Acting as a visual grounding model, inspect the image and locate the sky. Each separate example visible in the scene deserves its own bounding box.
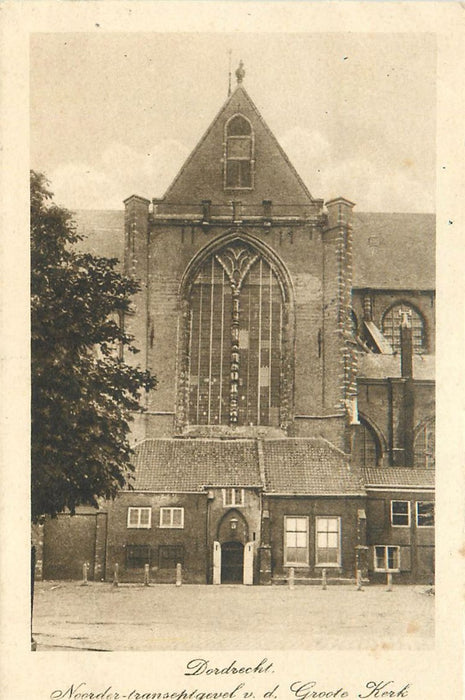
[30,32,436,212]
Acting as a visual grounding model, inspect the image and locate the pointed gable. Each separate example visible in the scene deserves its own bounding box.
[159,85,314,211]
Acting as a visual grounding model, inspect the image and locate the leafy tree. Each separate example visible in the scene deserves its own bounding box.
[31,171,156,521]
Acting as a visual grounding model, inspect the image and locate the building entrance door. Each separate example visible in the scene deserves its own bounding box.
[221,541,244,583]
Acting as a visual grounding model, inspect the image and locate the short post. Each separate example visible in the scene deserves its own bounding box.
[144,563,150,587]
[321,568,327,590]
[81,562,89,586]
[113,563,119,588]
[386,572,393,592]
[288,567,295,590]
[176,562,182,587]
[356,569,363,591]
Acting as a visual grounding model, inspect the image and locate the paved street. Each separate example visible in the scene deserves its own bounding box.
[32,581,434,651]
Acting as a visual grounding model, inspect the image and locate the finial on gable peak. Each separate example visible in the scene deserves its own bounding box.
[235,60,245,85]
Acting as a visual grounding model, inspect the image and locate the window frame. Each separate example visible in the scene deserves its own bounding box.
[381,302,426,354]
[416,501,435,528]
[224,114,255,191]
[159,507,184,529]
[222,488,245,507]
[127,506,152,529]
[374,545,400,572]
[315,516,342,567]
[283,515,309,567]
[390,500,411,528]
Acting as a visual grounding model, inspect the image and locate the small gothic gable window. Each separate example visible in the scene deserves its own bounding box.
[225,115,254,190]
[381,302,425,353]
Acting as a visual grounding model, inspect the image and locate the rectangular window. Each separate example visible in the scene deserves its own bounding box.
[391,500,410,527]
[158,545,185,569]
[223,488,244,507]
[159,507,184,528]
[316,517,341,566]
[127,507,151,529]
[284,516,308,566]
[226,160,252,188]
[374,545,400,571]
[416,502,435,527]
[126,545,150,569]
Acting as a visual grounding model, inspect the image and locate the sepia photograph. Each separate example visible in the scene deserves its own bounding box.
[28,30,437,652]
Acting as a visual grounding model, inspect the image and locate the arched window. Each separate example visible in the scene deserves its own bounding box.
[353,419,381,466]
[414,418,435,468]
[382,302,425,353]
[224,115,254,190]
[186,242,285,427]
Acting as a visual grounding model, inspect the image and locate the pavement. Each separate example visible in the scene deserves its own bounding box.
[32,581,434,651]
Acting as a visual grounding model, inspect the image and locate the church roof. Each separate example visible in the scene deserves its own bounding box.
[70,209,435,291]
[263,438,365,496]
[352,212,435,290]
[130,438,262,491]
[363,467,435,489]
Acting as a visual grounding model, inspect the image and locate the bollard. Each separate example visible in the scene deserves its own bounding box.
[81,562,89,586]
[288,567,295,590]
[144,563,150,587]
[321,568,327,590]
[176,562,182,587]
[356,569,363,591]
[386,572,393,592]
[113,563,119,587]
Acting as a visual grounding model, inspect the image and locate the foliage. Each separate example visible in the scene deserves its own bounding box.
[31,171,156,521]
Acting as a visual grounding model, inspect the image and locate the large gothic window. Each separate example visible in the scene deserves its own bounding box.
[224,115,254,190]
[187,243,284,426]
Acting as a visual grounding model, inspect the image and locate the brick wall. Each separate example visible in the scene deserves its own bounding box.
[105,492,208,583]
[267,495,365,581]
[366,489,434,584]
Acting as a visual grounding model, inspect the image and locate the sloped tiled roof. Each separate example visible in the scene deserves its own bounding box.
[263,438,365,496]
[352,212,435,290]
[363,467,435,488]
[72,209,125,264]
[130,438,261,491]
[357,353,435,380]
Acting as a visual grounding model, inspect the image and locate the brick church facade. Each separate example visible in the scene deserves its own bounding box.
[35,67,435,585]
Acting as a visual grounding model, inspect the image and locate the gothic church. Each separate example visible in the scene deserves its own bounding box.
[35,65,435,585]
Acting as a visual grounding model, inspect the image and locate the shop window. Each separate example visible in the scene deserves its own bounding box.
[391,500,410,527]
[126,545,150,569]
[374,545,400,572]
[127,507,151,529]
[381,302,425,353]
[225,115,253,189]
[160,507,184,529]
[158,546,184,569]
[284,516,308,566]
[416,502,434,528]
[223,488,244,507]
[315,517,341,566]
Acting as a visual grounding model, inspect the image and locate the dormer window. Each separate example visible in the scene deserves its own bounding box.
[224,115,254,190]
